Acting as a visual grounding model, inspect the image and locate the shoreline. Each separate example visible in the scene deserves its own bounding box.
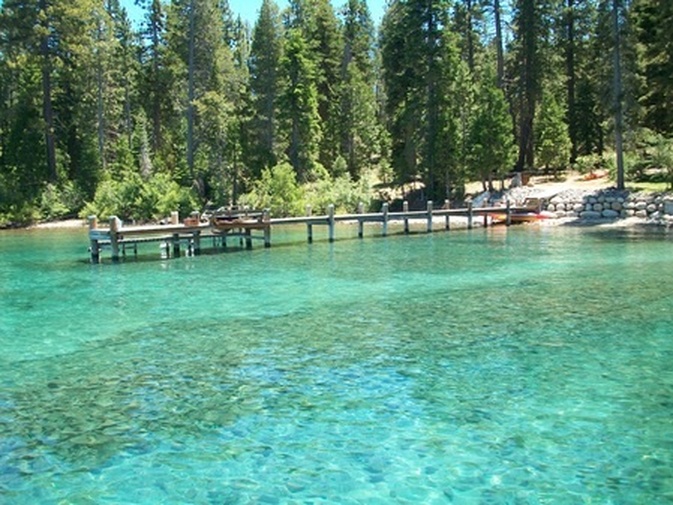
[28,218,88,230]
[8,178,673,232]
[19,214,672,233]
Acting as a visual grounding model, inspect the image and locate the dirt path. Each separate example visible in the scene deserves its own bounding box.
[466,170,613,197]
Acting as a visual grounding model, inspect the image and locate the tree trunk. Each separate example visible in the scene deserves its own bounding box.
[515,0,536,172]
[187,0,196,180]
[40,0,57,182]
[566,0,577,163]
[425,5,438,199]
[96,21,106,171]
[465,0,475,73]
[150,2,163,152]
[612,0,624,189]
[494,0,504,88]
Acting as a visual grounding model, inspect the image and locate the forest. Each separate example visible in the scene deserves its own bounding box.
[1,0,672,226]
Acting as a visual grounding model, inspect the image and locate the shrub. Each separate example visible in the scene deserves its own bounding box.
[304,173,373,214]
[38,182,84,221]
[239,163,305,217]
[572,154,609,175]
[80,173,198,222]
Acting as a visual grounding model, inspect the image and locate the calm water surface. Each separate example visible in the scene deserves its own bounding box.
[1,224,672,504]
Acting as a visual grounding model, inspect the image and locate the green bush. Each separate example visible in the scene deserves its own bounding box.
[0,203,40,227]
[38,182,84,221]
[80,173,198,222]
[239,163,305,217]
[239,163,375,218]
[304,173,373,214]
[572,154,609,175]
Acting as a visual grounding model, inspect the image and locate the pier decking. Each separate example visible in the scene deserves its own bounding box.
[87,200,521,263]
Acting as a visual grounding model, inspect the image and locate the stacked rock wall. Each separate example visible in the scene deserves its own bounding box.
[546,190,671,220]
[504,187,673,224]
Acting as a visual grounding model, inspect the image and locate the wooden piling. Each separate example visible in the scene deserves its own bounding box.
[172,233,180,257]
[192,230,201,255]
[328,204,336,243]
[306,206,313,243]
[110,216,121,262]
[382,203,389,237]
[467,202,474,230]
[245,229,253,249]
[263,210,271,248]
[88,215,99,263]
[444,200,450,230]
[426,200,433,233]
[357,202,365,238]
[403,201,409,234]
[506,200,512,226]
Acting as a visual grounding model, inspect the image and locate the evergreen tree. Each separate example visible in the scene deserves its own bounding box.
[286,0,342,173]
[469,76,516,190]
[381,0,420,186]
[278,28,322,182]
[536,90,572,175]
[453,0,486,74]
[633,0,673,134]
[247,0,283,175]
[167,0,237,200]
[138,0,172,157]
[510,0,542,171]
[337,0,381,179]
[0,0,49,204]
[382,0,463,201]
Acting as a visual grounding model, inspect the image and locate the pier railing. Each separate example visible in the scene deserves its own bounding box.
[87,200,517,263]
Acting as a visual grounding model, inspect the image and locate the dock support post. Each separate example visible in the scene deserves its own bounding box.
[427,200,433,233]
[468,202,474,230]
[506,200,512,226]
[444,200,450,230]
[170,211,179,225]
[357,202,365,238]
[192,230,201,255]
[403,201,409,234]
[263,209,271,248]
[245,228,253,249]
[306,206,313,243]
[88,215,99,263]
[328,204,335,243]
[382,203,389,236]
[172,233,180,257]
[110,216,121,262]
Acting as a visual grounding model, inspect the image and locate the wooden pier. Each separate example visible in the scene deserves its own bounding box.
[87,200,520,263]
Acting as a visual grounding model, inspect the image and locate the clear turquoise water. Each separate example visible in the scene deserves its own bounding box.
[1,224,673,504]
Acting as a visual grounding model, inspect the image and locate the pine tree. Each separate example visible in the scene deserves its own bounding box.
[167,0,237,200]
[381,0,462,201]
[248,0,283,175]
[536,90,572,175]
[633,0,673,134]
[337,0,381,179]
[286,0,342,173]
[469,75,516,190]
[138,0,171,156]
[510,0,541,171]
[0,0,49,202]
[278,28,322,182]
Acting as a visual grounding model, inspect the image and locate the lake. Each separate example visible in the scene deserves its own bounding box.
[1,224,672,503]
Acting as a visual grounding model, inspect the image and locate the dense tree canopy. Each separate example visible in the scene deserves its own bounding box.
[1,0,671,224]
